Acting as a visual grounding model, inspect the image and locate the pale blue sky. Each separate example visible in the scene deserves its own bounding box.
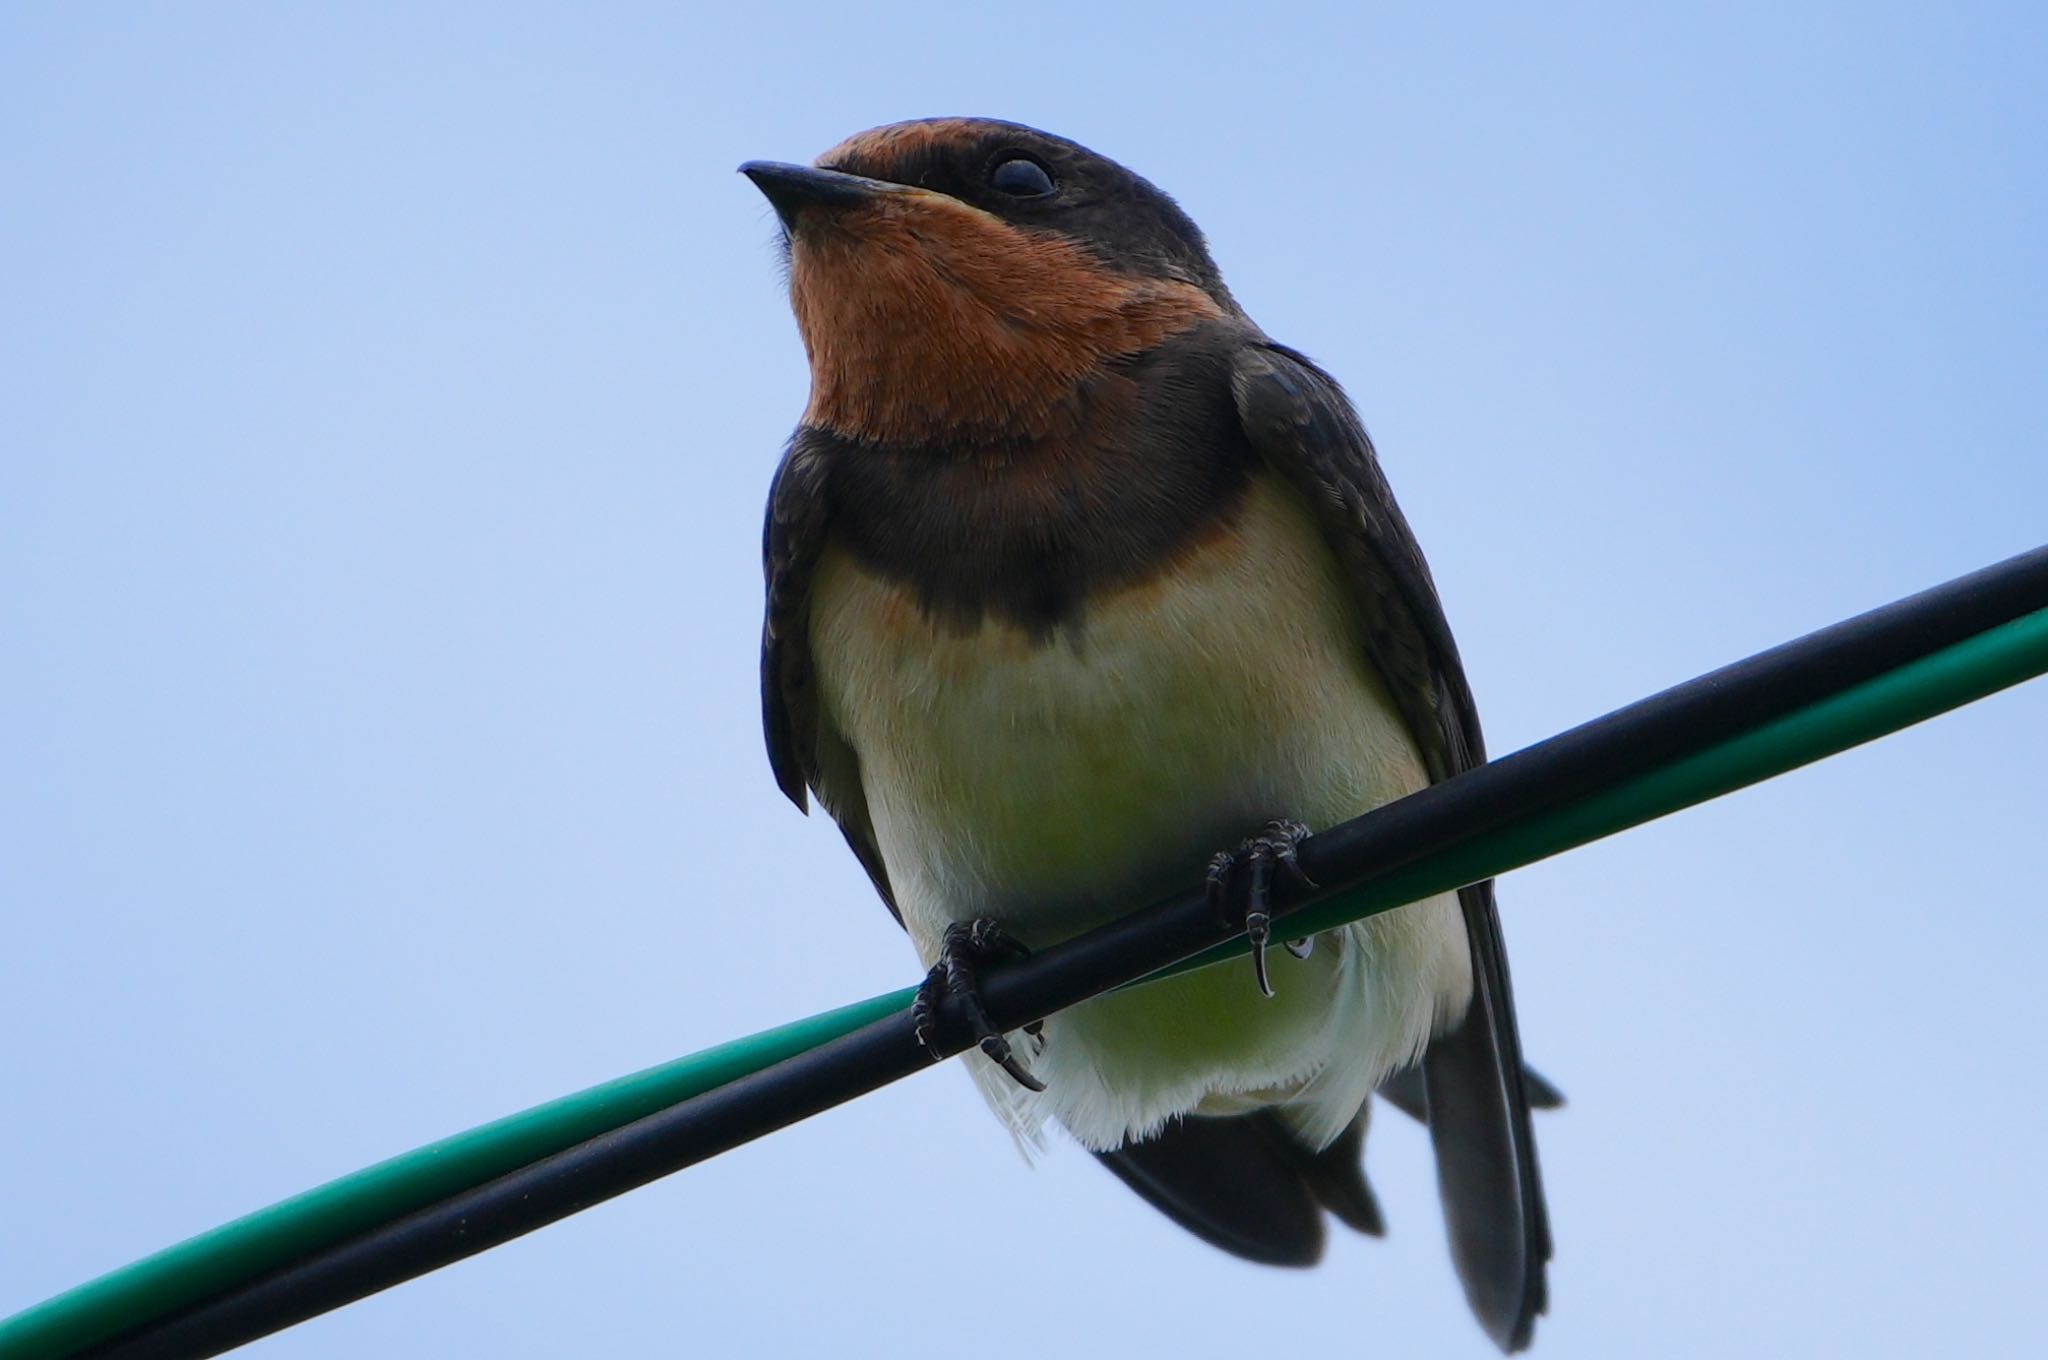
[4,5,2046,1357]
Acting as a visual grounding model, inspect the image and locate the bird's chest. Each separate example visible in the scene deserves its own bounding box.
[808,475,1432,950]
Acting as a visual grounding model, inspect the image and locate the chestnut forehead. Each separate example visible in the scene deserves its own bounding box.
[820,119,988,169]
[817,118,1068,184]
[806,118,1228,302]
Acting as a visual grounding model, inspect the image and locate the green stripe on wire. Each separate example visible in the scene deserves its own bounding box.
[1173,602,2048,973]
[2,604,2044,1360]
[0,990,911,1360]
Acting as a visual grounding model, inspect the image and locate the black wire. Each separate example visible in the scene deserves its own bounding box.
[82,543,2048,1359]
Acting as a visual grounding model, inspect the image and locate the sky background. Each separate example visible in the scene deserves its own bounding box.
[4,4,2046,1357]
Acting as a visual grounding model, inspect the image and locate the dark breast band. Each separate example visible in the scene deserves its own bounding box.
[803,331,1258,636]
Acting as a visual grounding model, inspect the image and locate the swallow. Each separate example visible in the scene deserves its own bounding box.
[743,118,1554,1351]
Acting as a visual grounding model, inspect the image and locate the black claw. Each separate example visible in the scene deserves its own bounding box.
[1245,847,1274,997]
[979,1033,1047,1092]
[1206,818,1317,998]
[914,918,1044,1092]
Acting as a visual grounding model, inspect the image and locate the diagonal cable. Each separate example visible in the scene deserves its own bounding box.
[3,545,2045,1360]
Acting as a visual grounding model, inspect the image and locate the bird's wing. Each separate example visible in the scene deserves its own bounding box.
[761,431,900,923]
[1230,341,1551,1352]
[1096,1106,1385,1268]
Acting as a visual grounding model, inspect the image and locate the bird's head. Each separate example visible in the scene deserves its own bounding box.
[742,118,1236,445]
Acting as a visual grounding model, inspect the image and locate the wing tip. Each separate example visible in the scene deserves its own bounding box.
[1095,1113,1354,1269]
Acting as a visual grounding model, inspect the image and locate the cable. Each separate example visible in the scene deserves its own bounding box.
[5,544,2046,1360]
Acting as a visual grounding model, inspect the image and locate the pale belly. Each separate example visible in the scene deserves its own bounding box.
[809,474,1473,1151]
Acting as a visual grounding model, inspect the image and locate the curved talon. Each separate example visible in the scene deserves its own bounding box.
[1236,917,1269,995]
[1245,847,1275,997]
[1283,937,1314,960]
[914,917,1044,1092]
[1206,818,1316,998]
[980,1034,1047,1092]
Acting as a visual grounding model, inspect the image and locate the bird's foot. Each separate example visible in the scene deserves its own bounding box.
[911,918,1046,1093]
[1205,819,1318,998]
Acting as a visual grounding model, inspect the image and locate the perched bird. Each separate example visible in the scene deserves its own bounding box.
[743,118,1554,1351]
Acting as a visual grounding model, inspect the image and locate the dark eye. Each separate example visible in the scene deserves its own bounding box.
[990,156,1055,198]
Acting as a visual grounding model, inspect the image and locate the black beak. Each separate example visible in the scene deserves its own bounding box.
[739,161,907,227]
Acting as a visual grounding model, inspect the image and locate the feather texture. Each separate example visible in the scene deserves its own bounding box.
[806,474,1472,1152]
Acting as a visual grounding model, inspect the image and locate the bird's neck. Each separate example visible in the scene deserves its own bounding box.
[789,227,1221,446]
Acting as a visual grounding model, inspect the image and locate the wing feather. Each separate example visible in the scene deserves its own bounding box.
[761,432,900,922]
[1231,343,1551,1351]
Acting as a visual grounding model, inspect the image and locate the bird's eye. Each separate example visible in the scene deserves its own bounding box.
[990,156,1055,198]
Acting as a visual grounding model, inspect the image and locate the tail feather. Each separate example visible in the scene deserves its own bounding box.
[1093,1108,1383,1268]
[1289,1105,1384,1237]
[1378,1060,1565,1125]
[1421,882,1551,1352]
[1095,880,1556,1358]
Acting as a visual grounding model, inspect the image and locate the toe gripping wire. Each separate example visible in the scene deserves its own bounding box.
[1205,819,1318,998]
[911,919,1047,1092]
